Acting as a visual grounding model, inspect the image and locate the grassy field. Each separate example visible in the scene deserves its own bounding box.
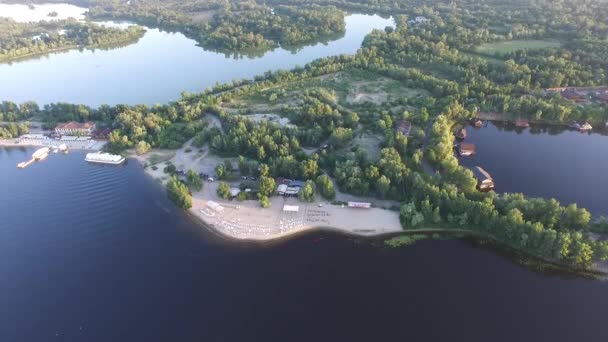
[474,40,562,55]
[224,69,429,112]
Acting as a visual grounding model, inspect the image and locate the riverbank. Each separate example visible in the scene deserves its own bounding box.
[0,32,146,64]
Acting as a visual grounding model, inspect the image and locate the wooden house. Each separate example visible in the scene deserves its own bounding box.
[458,143,476,156]
[472,166,494,191]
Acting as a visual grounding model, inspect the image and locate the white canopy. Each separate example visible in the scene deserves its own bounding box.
[283,205,299,212]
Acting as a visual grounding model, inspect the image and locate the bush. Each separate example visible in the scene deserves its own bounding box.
[163,164,176,174]
[166,176,192,209]
[217,182,231,199]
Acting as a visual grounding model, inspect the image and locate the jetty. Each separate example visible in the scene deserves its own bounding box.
[17,147,50,169]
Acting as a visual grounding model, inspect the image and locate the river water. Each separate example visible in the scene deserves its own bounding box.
[0,4,393,106]
[1,148,608,341]
[459,122,608,216]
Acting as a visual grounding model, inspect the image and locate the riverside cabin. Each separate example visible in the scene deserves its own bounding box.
[458,143,476,156]
[472,166,494,191]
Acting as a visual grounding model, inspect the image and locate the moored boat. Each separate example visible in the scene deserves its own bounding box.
[32,147,50,160]
[85,152,125,165]
[579,122,593,131]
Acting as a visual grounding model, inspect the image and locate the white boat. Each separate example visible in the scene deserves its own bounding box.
[85,152,125,165]
[579,122,593,131]
[32,147,50,160]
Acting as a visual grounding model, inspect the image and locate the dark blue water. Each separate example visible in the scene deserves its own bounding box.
[460,122,608,216]
[2,147,608,341]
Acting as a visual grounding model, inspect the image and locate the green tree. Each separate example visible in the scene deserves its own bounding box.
[259,194,271,208]
[166,176,191,209]
[259,175,276,197]
[300,159,318,180]
[298,180,315,202]
[186,169,202,191]
[217,181,231,199]
[316,174,335,200]
[135,140,151,155]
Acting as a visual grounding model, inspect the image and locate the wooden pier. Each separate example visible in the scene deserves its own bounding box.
[17,158,35,169]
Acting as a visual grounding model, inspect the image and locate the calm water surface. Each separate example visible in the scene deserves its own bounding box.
[459,122,608,216]
[1,148,608,341]
[0,4,393,106]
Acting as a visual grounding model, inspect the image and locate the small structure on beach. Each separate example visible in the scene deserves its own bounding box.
[207,201,224,213]
[277,184,288,195]
[515,118,530,128]
[458,143,476,156]
[455,128,467,140]
[348,202,371,209]
[230,188,241,198]
[472,166,494,191]
[282,205,300,212]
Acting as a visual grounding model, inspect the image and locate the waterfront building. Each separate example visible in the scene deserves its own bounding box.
[472,166,494,191]
[55,121,96,136]
[458,143,476,156]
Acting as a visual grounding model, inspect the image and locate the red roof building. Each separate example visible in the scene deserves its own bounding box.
[55,121,96,136]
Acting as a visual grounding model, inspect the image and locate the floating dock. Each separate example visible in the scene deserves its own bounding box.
[17,147,51,169]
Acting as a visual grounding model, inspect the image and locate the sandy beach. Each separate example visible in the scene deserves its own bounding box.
[131,142,404,241]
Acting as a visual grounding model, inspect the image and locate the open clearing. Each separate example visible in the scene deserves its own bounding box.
[474,40,562,55]
[227,69,429,109]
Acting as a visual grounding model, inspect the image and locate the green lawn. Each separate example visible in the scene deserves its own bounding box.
[474,40,562,55]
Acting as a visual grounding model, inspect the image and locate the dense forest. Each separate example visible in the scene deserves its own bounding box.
[0,17,145,61]
[81,0,346,53]
[3,0,608,269]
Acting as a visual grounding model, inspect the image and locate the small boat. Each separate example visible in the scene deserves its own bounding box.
[579,122,593,131]
[472,119,483,128]
[570,121,581,130]
[514,118,530,128]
